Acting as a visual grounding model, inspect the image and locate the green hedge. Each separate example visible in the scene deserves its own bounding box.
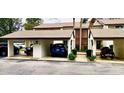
[71,48,77,55]
[68,53,76,60]
[87,56,96,61]
[86,49,93,57]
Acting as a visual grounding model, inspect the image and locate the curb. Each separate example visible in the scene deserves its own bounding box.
[3,57,124,64]
[5,58,89,64]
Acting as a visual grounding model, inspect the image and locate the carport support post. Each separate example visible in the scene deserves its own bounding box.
[8,40,14,57]
[25,40,30,47]
[92,40,96,56]
[67,39,71,55]
[72,39,75,49]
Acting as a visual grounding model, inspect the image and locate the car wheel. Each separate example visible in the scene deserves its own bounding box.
[1,51,7,56]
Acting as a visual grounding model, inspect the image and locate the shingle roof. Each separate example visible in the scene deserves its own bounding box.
[34,22,89,29]
[91,29,124,39]
[34,19,124,29]
[94,18,124,25]
[0,30,73,39]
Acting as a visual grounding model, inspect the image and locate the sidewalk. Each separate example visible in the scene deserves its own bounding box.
[5,52,124,64]
[76,52,124,64]
[76,52,88,62]
[96,56,124,64]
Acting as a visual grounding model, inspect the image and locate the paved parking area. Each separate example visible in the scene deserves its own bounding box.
[1,58,124,75]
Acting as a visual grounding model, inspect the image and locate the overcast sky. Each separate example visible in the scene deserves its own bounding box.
[43,18,80,23]
[22,18,81,24]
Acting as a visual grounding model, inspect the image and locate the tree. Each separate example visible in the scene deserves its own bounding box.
[0,18,22,36]
[83,18,88,23]
[24,18,43,30]
[88,18,105,29]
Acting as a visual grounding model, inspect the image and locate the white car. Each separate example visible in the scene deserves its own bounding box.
[14,43,26,49]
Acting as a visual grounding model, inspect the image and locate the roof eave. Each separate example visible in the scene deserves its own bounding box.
[94,37,124,39]
[0,37,71,40]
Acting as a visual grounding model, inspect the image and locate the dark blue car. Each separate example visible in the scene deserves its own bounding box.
[0,42,19,57]
[50,44,67,57]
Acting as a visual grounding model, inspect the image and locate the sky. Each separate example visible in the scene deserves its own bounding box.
[43,18,80,23]
[22,18,81,26]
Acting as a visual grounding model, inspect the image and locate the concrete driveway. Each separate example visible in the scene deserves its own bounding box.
[1,58,124,75]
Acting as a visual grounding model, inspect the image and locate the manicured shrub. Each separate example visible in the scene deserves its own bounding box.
[68,53,76,60]
[86,49,93,57]
[71,48,77,55]
[83,46,88,52]
[87,56,96,61]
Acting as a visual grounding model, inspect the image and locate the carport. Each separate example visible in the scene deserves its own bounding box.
[88,29,124,59]
[0,30,75,58]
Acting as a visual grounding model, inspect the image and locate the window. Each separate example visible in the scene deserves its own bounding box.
[91,40,93,46]
[115,25,123,29]
[96,40,102,49]
[89,31,91,38]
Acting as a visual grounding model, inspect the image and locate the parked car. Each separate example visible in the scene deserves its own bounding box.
[100,47,115,59]
[24,44,33,56]
[14,43,25,49]
[0,42,19,57]
[24,47,33,56]
[50,43,68,57]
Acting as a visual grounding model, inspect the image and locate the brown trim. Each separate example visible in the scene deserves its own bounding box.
[74,27,88,30]
[34,26,74,29]
[34,26,89,29]
[33,26,63,29]
[0,38,70,40]
[94,37,124,40]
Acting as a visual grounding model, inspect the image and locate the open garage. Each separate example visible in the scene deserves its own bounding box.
[0,30,75,59]
[88,29,124,59]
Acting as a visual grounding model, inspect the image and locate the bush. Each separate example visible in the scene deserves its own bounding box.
[82,49,87,52]
[71,48,77,55]
[68,53,76,60]
[86,49,93,57]
[87,56,96,61]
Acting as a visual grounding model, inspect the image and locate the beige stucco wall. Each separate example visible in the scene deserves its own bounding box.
[113,39,124,58]
[67,32,75,55]
[92,24,124,29]
[33,40,53,58]
[108,25,124,28]
[33,36,75,58]
[88,30,94,50]
[88,30,96,56]
[92,25,103,29]
[33,44,42,58]
[63,27,73,30]
[108,25,116,28]
[25,40,34,47]
[8,40,14,57]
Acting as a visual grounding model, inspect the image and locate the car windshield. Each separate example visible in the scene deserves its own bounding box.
[56,44,64,47]
[0,42,16,47]
[0,43,7,46]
